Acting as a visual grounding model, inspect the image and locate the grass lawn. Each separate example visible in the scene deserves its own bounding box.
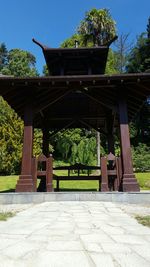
[0,176,18,192]
[0,212,15,221]
[0,172,150,192]
[135,215,150,227]
[135,172,150,190]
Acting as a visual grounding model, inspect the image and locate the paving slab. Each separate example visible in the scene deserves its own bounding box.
[0,201,150,267]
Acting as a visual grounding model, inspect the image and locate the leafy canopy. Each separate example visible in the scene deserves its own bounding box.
[0,43,8,71]
[1,49,38,77]
[127,17,150,73]
[0,43,40,174]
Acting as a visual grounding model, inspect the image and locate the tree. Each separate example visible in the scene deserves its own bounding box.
[126,33,148,73]
[60,8,116,49]
[130,99,150,147]
[77,8,116,46]
[61,34,83,48]
[52,129,97,166]
[105,49,119,74]
[132,143,150,171]
[147,17,150,38]
[0,97,23,174]
[127,18,150,169]
[43,65,49,76]
[114,33,131,73]
[127,17,150,73]
[1,49,38,77]
[0,43,8,71]
[0,44,40,174]
[60,9,118,75]
[126,18,150,141]
[53,128,84,160]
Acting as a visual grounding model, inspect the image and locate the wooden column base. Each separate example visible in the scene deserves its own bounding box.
[15,175,34,192]
[101,183,109,192]
[122,174,140,192]
[46,183,53,192]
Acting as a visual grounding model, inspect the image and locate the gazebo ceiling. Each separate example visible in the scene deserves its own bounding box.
[0,73,150,133]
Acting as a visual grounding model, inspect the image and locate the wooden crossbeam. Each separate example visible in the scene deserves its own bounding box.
[78,119,107,136]
[82,90,117,112]
[35,89,73,113]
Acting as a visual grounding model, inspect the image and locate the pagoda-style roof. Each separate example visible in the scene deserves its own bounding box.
[0,73,149,134]
[43,46,109,75]
[32,39,110,75]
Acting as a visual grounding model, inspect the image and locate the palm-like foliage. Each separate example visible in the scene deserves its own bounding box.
[78,8,116,46]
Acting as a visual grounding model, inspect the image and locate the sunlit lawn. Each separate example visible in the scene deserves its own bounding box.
[135,172,150,190]
[0,172,149,192]
[0,176,18,192]
[135,215,150,227]
[0,212,15,221]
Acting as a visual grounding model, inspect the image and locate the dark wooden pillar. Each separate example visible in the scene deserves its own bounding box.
[42,127,49,157]
[118,95,140,191]
[101,157,109,191]
[108,134,115,155]
[16,104,34,192]
[37,127,50,192]
[106,113,115,155]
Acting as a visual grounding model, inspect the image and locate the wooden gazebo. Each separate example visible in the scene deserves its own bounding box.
[0,39,149,192]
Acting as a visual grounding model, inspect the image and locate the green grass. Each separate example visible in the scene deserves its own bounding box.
[0,172,149,192]
[135,215,150,227]
[0,212,15,221]
[0,175,18,192]
[54,169,100,191]
[53,180,99,191]
[135,172,150,190]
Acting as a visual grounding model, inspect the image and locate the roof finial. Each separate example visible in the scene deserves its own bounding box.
[75,40,79,48]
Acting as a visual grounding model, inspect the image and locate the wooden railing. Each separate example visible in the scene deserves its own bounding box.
[101,153,122,192]
[31,153,122,192]
[32,154,53,192]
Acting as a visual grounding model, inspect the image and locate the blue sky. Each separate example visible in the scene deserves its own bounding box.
[1,0,150,74]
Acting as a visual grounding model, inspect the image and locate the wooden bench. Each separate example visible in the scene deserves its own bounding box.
[53,163,101,191]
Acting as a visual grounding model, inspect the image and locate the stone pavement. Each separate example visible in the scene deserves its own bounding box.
[0,201,150,267]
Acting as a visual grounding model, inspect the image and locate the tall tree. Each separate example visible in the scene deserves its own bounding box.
[0,96,23,174]
[0,43,8,71]
[127,18,150,169]
[105,49,119,74]
[61,34,83,48]
[1,49,38,77]
[127,17,150,73]
[77,8,116,46]
[0,45,40,174]
[114,33,131,73]
[147,17,150,38]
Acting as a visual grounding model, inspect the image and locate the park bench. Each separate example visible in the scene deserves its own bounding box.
[53,163,101,191]
[53,153,122,191]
